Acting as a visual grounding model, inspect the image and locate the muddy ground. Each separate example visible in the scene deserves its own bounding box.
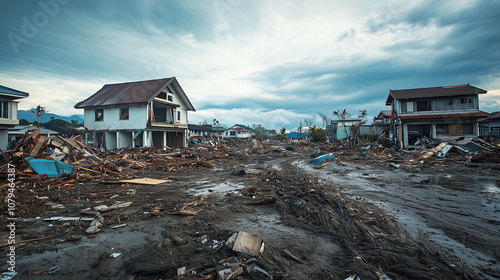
[1,143,499,279]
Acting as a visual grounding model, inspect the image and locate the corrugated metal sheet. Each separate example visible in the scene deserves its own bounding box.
[74,77,174,108]
[0,85,29,98]
[386,84,487,105]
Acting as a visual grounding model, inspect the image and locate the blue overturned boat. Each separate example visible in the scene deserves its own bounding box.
[28,158,74,177]
[310,153,335,164]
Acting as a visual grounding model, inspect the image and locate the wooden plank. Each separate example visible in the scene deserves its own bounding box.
[29,136,47,157]
[0,148,9,162]
[168,208,200,216]
[104,178,172,185]
[57,136,83,152]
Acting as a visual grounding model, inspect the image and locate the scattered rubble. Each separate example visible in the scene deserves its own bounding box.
[1,131,499,279]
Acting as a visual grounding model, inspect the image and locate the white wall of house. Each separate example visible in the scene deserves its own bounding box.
[84,105,148,130]
[105,132,117,150]
[0,130,8,151]
[118,131,133,149]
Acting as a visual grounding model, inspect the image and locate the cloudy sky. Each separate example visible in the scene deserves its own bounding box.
[1,0,499,130]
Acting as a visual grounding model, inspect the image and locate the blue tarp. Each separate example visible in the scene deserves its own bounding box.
[310,153,335,164]
[28,159,74,177]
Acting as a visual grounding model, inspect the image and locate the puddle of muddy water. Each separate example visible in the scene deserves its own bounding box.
[186,181,246,197]
[0,219,171,279]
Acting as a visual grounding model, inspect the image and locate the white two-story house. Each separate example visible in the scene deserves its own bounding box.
[75,77,195,150]
[0,85,29,151]
[386,84,488,148]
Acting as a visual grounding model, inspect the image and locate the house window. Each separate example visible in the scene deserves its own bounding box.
[120,107,129,120]
[416,100,431,111]
[436,124,448,134]
[157,92,167,100]
[95,109,103,121]
[460,98,472,104]
[0,101,9,119]
[177,111,181,121]
[230,131,236,136]
[168,94,174,102]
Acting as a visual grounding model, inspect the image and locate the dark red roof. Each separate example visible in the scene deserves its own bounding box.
[400,111,489,120]
[386,84,487,105]
[75,78,174,108]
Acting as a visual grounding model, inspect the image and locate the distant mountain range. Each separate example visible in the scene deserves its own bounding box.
[18,110,84,124]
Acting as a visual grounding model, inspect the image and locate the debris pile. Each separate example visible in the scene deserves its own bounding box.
[0,129,232,184]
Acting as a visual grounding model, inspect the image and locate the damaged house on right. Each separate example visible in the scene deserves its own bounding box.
[386,84,489,148]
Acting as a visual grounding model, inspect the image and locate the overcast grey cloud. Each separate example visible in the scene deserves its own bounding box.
[0,0,499,130]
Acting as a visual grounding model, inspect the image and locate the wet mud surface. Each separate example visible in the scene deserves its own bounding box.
[1,146,499,279]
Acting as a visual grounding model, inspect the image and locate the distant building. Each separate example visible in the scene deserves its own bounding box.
[480,111,500,136]
[374,110,392,126]
[188,124,215,137]
[0,85,29,151]
[285,132,307,139]
[224,124,252,139]
[386,84,488,148]
[8,125,59,147]
[331,118,364,139]
[75,77,195,149]
[265,129,277,137]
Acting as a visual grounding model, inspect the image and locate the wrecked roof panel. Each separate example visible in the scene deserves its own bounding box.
[386,84,487,105]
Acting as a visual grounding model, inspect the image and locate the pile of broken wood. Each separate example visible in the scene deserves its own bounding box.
[0,129,229,187]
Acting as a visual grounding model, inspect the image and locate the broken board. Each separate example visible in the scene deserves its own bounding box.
[104,178,172,185]
[232,231,264,257]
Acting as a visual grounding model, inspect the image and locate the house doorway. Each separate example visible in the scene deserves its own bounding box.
[407,124,431,145]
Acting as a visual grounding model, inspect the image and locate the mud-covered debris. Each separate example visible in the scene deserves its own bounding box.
[86,214,104,234]
[232,231,264,257]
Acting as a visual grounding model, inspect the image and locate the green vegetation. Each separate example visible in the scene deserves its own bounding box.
[252,124,266,140]
[309,125,326,142]
[278,127,286,141]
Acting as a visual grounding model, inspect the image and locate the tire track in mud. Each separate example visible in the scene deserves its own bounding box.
[291,158,500,279]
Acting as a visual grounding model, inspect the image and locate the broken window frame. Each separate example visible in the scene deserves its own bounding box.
[416,100,431,112]
[120,107,129,120]
[95,109,103,122]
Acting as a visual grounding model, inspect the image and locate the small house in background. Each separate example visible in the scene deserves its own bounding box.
[0,85,29,151]
[75,77,195,150]
[224,124,252,139]
[386,84,489,148]
[265,129,277,137]
[480,111,500,136]
[8,125,59,148]
[188,124,215,137]
[331,118,365,139]
[374,110,392,126]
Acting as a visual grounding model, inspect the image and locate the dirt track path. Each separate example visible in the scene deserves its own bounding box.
[295,159,500,279]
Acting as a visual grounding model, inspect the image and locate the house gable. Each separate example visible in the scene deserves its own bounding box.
[74,77,195,111]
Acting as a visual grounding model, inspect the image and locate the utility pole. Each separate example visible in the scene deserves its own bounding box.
[31,105,46,128]
[299,120,302,140]
[213,119,220,142]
